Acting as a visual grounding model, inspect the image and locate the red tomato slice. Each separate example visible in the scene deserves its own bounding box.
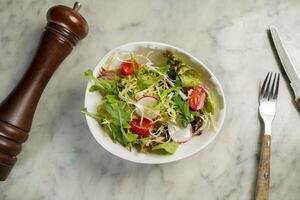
[188,86,206,111]
[120,60,139,76]
[130,117,154,137]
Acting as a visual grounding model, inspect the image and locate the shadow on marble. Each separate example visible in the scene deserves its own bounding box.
[56,86,144,179]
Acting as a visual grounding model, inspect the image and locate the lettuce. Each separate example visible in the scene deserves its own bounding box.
[81,107,102,122]
[173,93,200,127]
[180,73,201,87]
[204,93,214,114]
[83,69,118,95]
[152,142,179,154]
[135,66,162,90]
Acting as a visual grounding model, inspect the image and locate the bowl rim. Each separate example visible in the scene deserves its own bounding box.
[84,41,226,164]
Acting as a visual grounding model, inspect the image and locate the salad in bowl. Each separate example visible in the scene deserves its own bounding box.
[83,42,225,163]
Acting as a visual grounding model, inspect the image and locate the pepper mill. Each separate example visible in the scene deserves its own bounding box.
[0,2,88,181]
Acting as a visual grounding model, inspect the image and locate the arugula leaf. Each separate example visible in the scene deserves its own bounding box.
[85,93,133,146]
[83,69,118,95]
[152,142,179,154]
[173,93,199,127]
[105,95,131,126]
[81,108,102,122]
[107,98,132,145]
[106,123,118,143]
[123,130,139,151]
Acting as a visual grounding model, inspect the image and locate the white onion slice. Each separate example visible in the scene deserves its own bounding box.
[136,96,159,119]
[168,123,193,142]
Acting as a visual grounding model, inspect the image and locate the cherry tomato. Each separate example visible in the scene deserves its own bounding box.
[130,117,154,137]
[188,86,206,111]
[120,60,139,76]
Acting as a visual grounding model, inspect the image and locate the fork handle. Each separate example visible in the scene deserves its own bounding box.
[255,135,271,200]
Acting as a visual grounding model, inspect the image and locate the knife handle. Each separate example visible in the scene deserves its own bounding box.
[0,2,88,181]
[297,98,300,107]
[255,135,271,200]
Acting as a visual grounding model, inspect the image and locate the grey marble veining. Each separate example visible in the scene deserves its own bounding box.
[1,0,300,199]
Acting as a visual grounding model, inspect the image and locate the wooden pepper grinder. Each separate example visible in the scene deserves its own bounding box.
[0,2,88,181]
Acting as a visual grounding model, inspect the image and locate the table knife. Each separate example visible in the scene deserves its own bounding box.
[269,27,300,106]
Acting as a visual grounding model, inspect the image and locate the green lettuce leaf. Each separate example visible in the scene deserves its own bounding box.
[204,93,215,114]
[180,74,201,87]
[152,142,179,154]
[135,67,162,90]
[157,64,170,74]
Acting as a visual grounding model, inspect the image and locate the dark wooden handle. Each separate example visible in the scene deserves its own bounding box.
[0,2,88,181]
[297,98,300,107]
[255,135,271,200]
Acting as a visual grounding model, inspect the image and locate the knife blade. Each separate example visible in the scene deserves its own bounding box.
[269,27,300,105]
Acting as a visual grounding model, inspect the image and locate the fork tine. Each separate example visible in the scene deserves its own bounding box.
[262,72,273,99]
[269,73,277,100]
[273,73,280,100]
[260,72,271,99]
[264,72,273,99]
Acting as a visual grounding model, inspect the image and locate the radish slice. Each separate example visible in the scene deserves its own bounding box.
[136,96,159,119]
[168,123,193,142]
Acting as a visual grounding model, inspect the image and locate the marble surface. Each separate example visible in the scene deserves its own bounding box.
[1,0,300,199]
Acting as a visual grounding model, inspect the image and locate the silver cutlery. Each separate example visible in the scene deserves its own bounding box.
[256,72,280,200]
[269,27,300,106]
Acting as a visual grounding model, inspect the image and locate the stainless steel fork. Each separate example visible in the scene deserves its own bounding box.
[256,72,280,200]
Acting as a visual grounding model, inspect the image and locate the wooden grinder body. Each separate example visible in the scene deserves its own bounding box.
[0,3,88,181]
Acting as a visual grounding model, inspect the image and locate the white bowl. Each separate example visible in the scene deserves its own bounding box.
[84,42,226,164]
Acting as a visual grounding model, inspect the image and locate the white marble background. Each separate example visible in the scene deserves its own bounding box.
[1,0,300,199]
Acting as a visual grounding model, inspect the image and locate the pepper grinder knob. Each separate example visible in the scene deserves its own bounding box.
[46,2,88,45]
